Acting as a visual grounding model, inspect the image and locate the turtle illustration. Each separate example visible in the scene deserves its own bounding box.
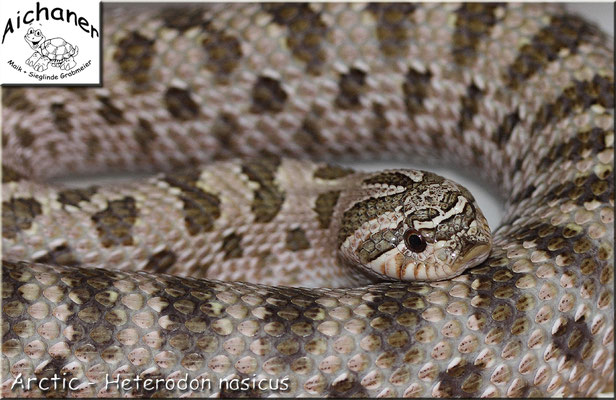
[24,27,79,72]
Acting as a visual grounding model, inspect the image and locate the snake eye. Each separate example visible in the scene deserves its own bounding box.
[404,230,427,253]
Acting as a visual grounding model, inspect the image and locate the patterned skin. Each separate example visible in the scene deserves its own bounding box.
[1,3,614,398]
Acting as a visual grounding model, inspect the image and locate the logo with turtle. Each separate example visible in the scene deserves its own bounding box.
[24,27,78,72]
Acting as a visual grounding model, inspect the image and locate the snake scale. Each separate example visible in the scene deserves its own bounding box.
[1,2,614,397]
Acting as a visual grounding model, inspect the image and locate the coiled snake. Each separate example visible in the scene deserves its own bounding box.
[1,3,613,397]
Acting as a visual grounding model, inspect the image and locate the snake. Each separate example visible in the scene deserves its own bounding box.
[1,2,613,398]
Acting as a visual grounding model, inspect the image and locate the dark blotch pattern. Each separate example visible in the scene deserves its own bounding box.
[164,87,200,120]
[263,3,328,74]
[58,186,98,209]
[211,112,241,149]
[293,104,326,151]
[458,83,484,133]
[539,128,609,170]
[113,31,155,88]
[163,170,221,235]
[286,227,311,251]
[506,14,602,89]
[366,3,417,58]
[34,245,80,267]
[403,67,433,115]
[159,7,207,32]
[202,30,243,81]
[50,103,72,133]
[241,157,285,223]
[2,197,43,239]
[86,135,100,160]
[97,96,124,125]
[531,74,614,137]
[314,191,340,229]
[371,102,390,144]
[2,88,35,112]
[222,232,243,259]
[251,76,288,113]
[91,197,138,247]
[2,165,24,183]
[335,68,367,109]
[437,360,485,395]
[494,109,520,146]
[133,118,157,155]
[15,127,35,148]
[544,169,613,207]
[144,249,178,273]
[452,3,504,66]
[313,165,354,180]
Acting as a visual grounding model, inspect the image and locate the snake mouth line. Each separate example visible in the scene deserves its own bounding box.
[451,242,491,274]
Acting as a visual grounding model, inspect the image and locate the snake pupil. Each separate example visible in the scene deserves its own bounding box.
[404,230,427,253]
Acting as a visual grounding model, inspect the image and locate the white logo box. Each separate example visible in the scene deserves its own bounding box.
[1,0,101,86]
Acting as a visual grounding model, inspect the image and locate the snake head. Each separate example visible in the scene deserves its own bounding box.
[337,170,492,281]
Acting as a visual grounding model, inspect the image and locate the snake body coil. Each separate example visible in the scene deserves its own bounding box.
[2,3,614,397]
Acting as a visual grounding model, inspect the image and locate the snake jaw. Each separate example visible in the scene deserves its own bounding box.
[450,240,492,275]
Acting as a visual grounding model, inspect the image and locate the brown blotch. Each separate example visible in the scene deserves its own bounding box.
[34,245,80,266]
[505,14,602,89]
[494,109,520,146]
[286,227,311,251]
[2,165,24,183]
[91,197,138,247]
[367,3,418,58]
[2,88,35,111]
[539,127,608,170]
[58,186,98,209]
[97,96,124,125]
[458,83,484,133]
[531,75,614,137]
[16,127,35,147]
[241,157,285,223]
[251,76,288,113]
[313,165,354,180]
[164,87,200,120]
[202,31,243,81]
[210,112,240,149]
[452,3,504,66]
[371,102,390,144]
[2,197,43,239]
[335,68,367,109]
[403,67,433,115]
[113,31,155,88]
[222,232,243,259]
[50,103,72,133]
[162,170,221,235]
[293,104,326,151]
[543,170,613,206]
[314,190,340,229]
[86,135,100,160]
[263,3,328,74]
[133,118,157,155]
[159,7,207,32]
[511,221,607,292]
[144,250,177,273]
